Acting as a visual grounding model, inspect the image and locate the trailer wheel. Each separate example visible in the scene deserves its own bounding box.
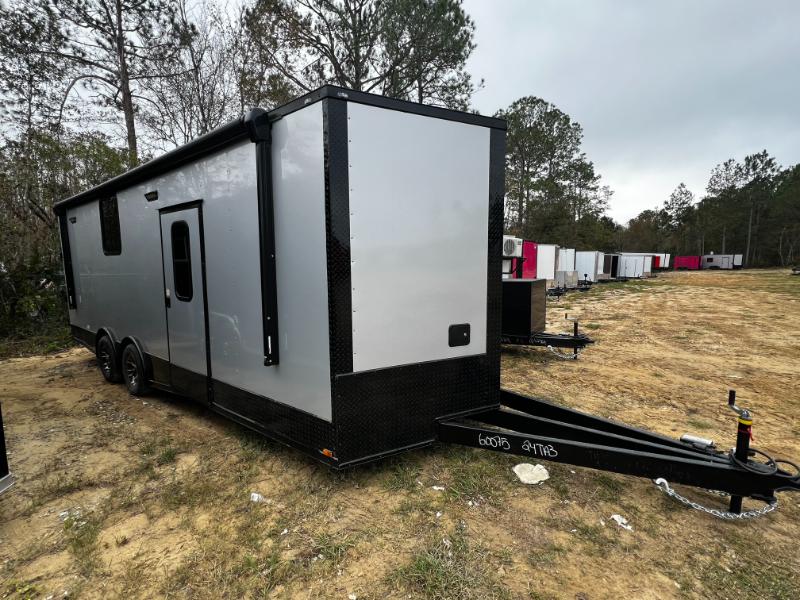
[96,335,122,383]
[121,344,150,396]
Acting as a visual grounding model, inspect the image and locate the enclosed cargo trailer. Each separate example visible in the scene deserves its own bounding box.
[575,251,605,283]
[521,241,538,279]
[536,244,559,282]
[733,254,743,269]
[603,253,620,279]
[702,254,734,270]
[674,255,701,270]
[54,86,506,467]
[619,254,646,278]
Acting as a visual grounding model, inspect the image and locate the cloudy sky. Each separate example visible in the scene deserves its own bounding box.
[463,0,800,223]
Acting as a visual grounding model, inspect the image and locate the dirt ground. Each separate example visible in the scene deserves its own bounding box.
[1,269,799,599]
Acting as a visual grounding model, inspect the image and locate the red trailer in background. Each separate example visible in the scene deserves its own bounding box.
[674,255,701,270]
[522,241,537,279]
[652,256,661,269]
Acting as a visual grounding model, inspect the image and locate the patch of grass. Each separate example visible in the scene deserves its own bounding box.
[382,457,422,492]
[527,542,565,566]
[439,448,513,505]
[160,470,217,510]
[686,417,714,431]
[389,522,510,600]
[593,473,625,503]
[63,512,102,575]
[3,580,42,600]
[26,470,90,513]
[312,531,355,563]
[582,322,602,330]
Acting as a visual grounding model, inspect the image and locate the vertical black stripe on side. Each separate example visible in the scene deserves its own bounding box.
[322,98,354,381]
[486,128,506,395]
[0,403,9,480]
[256,139,280,366]
[196,204,214,404]
[58,214,77,309]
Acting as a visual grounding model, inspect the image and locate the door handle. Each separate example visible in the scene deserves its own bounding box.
[165,288,171,308]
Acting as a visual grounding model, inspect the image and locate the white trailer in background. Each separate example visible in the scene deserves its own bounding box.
[576,251,606,283]
[733,254,743,269]
[619,254,646,278]
[558,248,576,271]
[556,247,578,288]
[621,252,655,277]
[536,244,559,282]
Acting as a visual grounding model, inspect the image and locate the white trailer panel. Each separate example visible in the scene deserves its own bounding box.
[558,248,576,271]
[348,103,489,372]
[536,244,558,280]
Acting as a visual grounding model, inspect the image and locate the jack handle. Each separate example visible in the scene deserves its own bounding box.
[728,390,751,421]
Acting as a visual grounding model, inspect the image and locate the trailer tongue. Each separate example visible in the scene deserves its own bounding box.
[438,389,800,517]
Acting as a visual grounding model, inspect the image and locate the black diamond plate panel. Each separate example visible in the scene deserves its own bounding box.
[333,355,496,464]
[486,128,506,397]
[212,379,335,457]
[323,98,354,379]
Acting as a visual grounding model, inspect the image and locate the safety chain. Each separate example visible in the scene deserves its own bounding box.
[653,478,778,520]
[545,345,578,360]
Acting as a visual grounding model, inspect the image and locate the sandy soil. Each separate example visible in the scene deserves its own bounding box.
[1,269,799,599]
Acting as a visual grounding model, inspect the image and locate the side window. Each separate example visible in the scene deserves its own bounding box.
[99,196,121,255]
[706,257,713,263]
[171,221,193,301]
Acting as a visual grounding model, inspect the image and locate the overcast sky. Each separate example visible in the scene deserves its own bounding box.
[463,0,800,223]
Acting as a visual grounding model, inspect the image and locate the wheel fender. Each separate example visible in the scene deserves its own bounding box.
[119,337,153,382]
[95,328,120,359]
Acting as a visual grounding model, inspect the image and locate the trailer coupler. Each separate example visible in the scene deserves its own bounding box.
[437,390,800,508]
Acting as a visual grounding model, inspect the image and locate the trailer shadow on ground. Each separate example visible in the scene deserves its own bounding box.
[1,269,799,599]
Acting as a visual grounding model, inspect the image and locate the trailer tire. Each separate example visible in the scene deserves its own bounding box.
[96,335,122,383]
[121,344,150,396]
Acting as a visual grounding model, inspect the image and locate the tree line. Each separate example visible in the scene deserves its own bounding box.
[0,0,796,344]
[622,153,800,267]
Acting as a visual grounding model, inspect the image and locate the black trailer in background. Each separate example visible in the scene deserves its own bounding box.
[0,403,12,495]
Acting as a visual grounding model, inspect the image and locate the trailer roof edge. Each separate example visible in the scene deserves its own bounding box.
[53,108,271,215]
[53,87,506,215]
[269,85,507,131]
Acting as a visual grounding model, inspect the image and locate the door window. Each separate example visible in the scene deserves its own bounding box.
[171,221,193,301]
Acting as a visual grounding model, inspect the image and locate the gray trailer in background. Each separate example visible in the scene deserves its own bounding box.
[702,254,734,269]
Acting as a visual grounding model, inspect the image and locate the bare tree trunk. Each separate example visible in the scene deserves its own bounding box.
[115,0,138,167]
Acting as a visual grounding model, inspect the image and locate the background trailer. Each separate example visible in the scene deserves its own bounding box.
[675,255,701,270]
[619,254,646,278]
[702,254,734,269]
[603,253,620,279]
[54,86,506,468]
[536,244,559,282]
[576,251,606,283]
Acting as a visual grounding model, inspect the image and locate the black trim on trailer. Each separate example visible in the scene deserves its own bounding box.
[71,325,95,349]
[256,138,280,366]
[211,379,337,464]
[323,98,353,380]
[0,403,12,495]
[269,85,507,131]
[58,215,77,309]
[149,354,171,387]
[486,128,505,396]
